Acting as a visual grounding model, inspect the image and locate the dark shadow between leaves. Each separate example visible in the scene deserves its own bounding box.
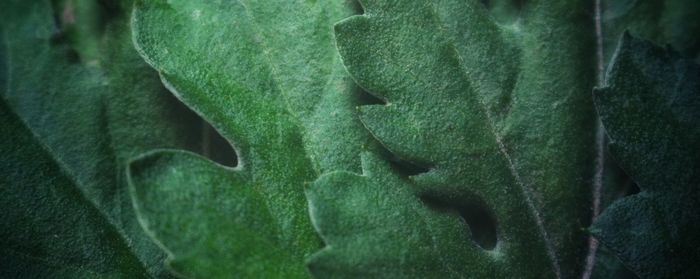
[164,93,238,168]
[422,193,498,251]
[370,141,431,177]
[354,87,432,176]
[49,1,238,168]
[384,152,431,177]
[347,0,364,15]
[354,86,386,106]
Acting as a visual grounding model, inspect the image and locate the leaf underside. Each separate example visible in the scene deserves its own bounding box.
[592,34,700,278]
[0,98,149,279]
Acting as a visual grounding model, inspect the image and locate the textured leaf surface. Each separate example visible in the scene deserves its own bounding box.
[130,0,368,277]
[590,1,700,277]
[309,0,598,277]
[0,99,148,278]
[592,35,700,278]
[0,0,210,277]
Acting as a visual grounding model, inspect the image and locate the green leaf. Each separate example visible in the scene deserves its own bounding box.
[592,34,700,278]
[0,98,148,278]
[590,1,700,276]
[129,150,308,278]
[308,0,598,277]
[0,0,209,277]
[129,0,368,277]
[588,155,639,279]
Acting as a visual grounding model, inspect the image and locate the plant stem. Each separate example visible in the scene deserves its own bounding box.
[582,0,605,277]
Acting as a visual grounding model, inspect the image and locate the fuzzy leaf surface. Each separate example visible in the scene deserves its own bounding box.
[310,0,598,278]
[129,0,369,277]
[592,35,700,278]
[0,0,209,277]
[0,98,150,278]
[589,1,700,277]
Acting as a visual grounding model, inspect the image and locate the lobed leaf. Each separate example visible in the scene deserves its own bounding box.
[309,0,599,277]
[129,0,371,277]
[592,34,700,278]
[0,0,212,277]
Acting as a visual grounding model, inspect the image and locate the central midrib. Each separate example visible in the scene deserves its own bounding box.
[236,0,326,177]
[426,2,563,277]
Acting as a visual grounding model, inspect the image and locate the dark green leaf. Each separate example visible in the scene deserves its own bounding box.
[1,0,208,277]
[0,98,148,278]
[592,34,700,278]
[590,1,700,276]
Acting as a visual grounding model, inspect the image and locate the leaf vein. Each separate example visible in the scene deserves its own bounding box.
[425,3,562,277]
[0,99,153,278]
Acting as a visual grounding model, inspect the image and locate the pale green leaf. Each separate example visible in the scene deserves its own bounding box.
[129,0,368,277]
[308,0,598,277]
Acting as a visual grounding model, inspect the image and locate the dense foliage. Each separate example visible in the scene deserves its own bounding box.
[1,0,698,278]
